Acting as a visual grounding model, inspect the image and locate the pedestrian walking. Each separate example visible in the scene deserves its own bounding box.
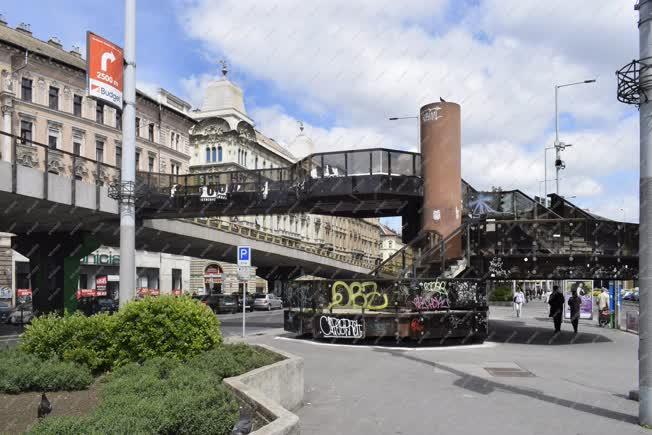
[568,288,582,334]
[513,288,526,318]
[548,285,565,333]
[597,288,610,327]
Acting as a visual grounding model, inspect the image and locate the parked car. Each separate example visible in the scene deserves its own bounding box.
[200,294,238,314]
[253,293,283,311]
[7,303,34,324]
[231,292,254,312]
[0,301,12,323]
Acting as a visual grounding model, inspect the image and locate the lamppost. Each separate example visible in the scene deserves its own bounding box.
[389,115,420,153]
[552,79,596,195]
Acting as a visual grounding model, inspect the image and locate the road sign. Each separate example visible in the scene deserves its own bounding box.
[237,246,251,267]
[237,266,252,281]
[87,32,123,107]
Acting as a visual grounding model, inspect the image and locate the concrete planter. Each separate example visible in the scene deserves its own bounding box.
[224,345,304,435]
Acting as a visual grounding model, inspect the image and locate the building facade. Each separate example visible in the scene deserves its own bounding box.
[0,18,385,303]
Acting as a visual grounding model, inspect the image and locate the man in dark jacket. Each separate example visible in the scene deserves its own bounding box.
[548,285,565,333]
[568,289,582,334]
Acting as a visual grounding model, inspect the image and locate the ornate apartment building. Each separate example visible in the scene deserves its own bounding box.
[0,18,385,300]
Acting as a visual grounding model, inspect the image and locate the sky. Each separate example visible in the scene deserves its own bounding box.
[2,1,641,230]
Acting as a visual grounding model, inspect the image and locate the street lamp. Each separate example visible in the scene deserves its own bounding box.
[552,79,596,195]
[389,116,420,153]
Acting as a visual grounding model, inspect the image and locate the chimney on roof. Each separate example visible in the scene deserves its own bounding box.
[0,15,7,26]
[47,36,62,49]
[16,23,31,35]
[70,45,81,58]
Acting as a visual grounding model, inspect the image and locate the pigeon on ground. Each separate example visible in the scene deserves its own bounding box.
[37,393,52,419]
[231,406,253,435]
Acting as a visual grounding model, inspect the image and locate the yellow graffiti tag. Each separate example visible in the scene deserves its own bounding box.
[328,281,388,310]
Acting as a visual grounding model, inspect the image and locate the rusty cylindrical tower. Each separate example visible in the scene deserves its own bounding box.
[419,102,462,256]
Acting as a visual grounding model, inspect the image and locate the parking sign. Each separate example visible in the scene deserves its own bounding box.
[237,246,251,266]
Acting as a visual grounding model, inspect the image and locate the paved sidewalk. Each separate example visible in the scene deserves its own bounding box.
[247,303,644,435]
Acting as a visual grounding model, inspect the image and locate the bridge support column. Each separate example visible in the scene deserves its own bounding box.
[15,233,100,314]
[420,101,462,258]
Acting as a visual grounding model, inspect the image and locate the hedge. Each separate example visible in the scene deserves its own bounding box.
[0,349,93,394]
[30,345,282,435]
[21,296,222,371]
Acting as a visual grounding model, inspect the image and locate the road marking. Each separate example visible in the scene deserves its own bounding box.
[273,336,497,351]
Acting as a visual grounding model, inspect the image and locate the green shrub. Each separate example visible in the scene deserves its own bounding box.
[21,311,117,372]
[31,355,239,435]
[0,349,93,393]
[112,296,222,366]
[21,296,222,371]
[490,285,513,302]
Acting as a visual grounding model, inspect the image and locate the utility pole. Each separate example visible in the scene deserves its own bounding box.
[119,0,136,307]
[638,0,652,423]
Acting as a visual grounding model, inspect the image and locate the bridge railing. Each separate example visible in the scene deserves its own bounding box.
[189,217,381,270]
[297,148,421,179]
[0,130,120,203]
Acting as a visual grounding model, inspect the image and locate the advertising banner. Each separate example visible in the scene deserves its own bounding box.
[96,276,108,292]
[16,289,32,297]
[564,280,593,319]
[76,289,107,300]
[87,32,123,108]
[137,288,160,297]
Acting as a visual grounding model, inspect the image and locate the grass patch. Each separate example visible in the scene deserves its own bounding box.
[0,348,93,394]
[30,344,283,434]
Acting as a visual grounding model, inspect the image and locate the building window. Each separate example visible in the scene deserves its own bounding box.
[48,86,59,110]
[95,140,104,162]
[148,123,154,142]
[148,156,155,172]
[170,162,180,175]
[170,132,175,149]
[20,120,32,144]
[115,109,122,130]
[255,156,258,169]
[73,94,82,117]
[176,134,180,151]
[135,151,140,170]
[211,147,216,162]
[73,140,82,156]
[96,102,104,124]
[218,146,223,162]
[79,274,88,289]
[136,117,141,137]
[21,78,32,102]
[115,145,122,168]
[47,128,58,149]
[206,147,210,162]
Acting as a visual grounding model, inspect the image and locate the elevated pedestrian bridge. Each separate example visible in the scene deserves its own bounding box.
[129,148,423,219]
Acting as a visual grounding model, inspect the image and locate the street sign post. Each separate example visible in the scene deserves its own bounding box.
[237,246,251,337]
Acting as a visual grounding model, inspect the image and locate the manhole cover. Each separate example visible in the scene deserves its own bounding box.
[484,367,535,377]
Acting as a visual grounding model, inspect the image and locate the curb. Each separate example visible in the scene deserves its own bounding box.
[223,344,303,435]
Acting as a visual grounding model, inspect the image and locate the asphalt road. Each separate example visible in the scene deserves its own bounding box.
[216,309,284,337]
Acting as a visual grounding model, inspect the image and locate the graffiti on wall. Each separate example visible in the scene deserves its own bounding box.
[319,316,365,338]
[328,281,388,310]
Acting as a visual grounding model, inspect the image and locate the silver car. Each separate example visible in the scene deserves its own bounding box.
[253,293,283,311]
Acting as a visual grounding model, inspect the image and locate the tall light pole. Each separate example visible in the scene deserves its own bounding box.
[553,79,596,195]
[119,0,136,307]
[389,115,420,153]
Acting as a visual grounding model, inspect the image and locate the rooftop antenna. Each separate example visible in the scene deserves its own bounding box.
[298,121,304,133]
[219,59,228,77]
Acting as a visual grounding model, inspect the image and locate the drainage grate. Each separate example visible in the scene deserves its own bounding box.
[484,367,535,377]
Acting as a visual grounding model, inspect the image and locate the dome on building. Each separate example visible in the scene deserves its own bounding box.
[200,62,247,116]
[290,122,315,158]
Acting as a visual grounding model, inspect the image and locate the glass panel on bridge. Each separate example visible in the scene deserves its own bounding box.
[390,152,414,176]
[323,153,346,177]
[310,156,323,178]
[347,151,371,176]
[372,150,389,175]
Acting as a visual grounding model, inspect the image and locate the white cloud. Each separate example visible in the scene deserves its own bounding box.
[178,0,641,221]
